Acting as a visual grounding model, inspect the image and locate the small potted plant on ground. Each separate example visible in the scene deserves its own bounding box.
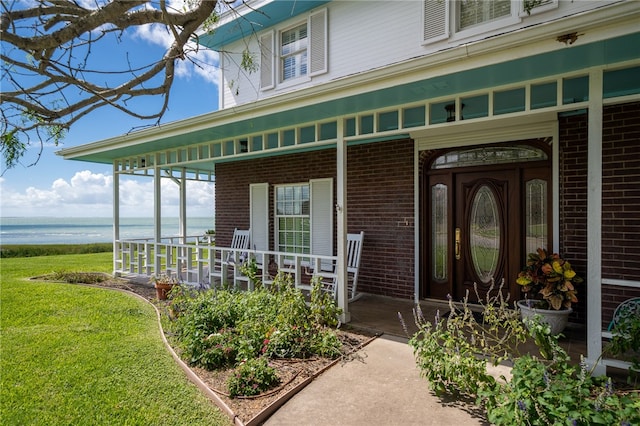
[516,248,583,334]
[151,273,180,300]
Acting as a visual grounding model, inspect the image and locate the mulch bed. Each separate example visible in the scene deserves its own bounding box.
[40,273,377,425]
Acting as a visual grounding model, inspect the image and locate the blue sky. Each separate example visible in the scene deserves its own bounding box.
[0,3,220,218]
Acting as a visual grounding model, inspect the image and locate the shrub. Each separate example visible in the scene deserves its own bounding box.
[604,304,640,373]
[167,273,343,395]
[483,353,640,425]
[406,281,640,426]
[227,358,280,398]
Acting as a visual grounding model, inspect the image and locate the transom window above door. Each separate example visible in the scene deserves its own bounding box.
[431,145,548,169]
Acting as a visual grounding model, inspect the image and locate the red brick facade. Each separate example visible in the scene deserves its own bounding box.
[601,101,640,327]
[559,101,640,327]
[214,102,640,311]
[215,139,416,299]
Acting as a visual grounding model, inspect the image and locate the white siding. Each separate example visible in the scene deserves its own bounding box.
[218,0,620,109]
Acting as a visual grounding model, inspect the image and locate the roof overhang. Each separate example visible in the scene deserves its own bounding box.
[199,0,331,50]
[57,3,640,168]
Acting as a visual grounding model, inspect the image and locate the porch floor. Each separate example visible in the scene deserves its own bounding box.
[347,293,588,363]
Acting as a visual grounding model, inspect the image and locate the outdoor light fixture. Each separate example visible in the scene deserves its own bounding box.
[445,103,465,122]
[556,32,581,45]
[239,139,248,153]
[140,157,146,167]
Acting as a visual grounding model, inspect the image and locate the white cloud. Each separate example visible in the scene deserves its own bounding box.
[133,3,220,86]
[0,171,214,218]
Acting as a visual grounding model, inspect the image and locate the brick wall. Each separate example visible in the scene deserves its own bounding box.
[601,101,640,327]
[215,138,415,299]
[559,101,640,327]
[558,111,589,322]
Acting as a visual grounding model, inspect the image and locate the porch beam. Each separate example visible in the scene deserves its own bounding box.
[336,119,350,323]
[586,69,605,376]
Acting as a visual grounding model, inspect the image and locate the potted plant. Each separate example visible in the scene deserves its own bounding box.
[515,248,583,334]
[151,273,179,300]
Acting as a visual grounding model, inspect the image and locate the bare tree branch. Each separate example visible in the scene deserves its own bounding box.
[0,0,219,173]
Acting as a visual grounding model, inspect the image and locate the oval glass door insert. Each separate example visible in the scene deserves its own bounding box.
[469,185,500,284]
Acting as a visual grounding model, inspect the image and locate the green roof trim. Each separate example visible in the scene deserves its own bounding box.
[200,0,331,50]
[62,31,640,165]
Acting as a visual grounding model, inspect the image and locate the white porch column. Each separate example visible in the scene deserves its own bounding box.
[179,168,187,244]
[586,69,605,376]
[154,164,162,273]
[112,162,120,276]
[336,119,350,323]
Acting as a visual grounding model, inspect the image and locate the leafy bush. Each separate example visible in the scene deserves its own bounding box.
[483,353,640,425]
[605,304,640,373]
[227,358,280,398]
[167,273,343,396]
[406,281,640,426]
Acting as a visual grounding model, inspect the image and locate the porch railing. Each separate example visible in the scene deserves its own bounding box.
[114,238,338,293]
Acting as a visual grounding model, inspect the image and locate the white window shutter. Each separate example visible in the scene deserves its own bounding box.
[260,31,275,90]
[308,9,327,76]
[310,178,333,266]
[423,0,449,44]
[250,183,269,264]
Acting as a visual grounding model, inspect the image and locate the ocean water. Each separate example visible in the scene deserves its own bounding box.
[0,217,215,245]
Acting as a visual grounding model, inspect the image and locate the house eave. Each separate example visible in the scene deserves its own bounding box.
[197,0,331,50]
[57,3,640,164]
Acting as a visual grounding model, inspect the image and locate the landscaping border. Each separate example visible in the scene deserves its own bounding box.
[79,283,378,426]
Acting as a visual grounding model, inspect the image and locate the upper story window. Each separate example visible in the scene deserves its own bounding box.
[423,0,558,44]
[458,0,511,30]
[260,9,327,90]
[281,24,308,81]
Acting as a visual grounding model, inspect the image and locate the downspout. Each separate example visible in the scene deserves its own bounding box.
[336,119,350,323]
[113,162,120,276]
[586,69,605,376]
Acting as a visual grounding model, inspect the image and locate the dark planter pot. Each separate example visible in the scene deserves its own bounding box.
[517,300,572,335]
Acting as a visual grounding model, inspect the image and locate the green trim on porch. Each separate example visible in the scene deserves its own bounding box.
[61,32,640,166]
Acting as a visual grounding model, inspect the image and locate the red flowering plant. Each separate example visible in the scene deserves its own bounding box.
[516,248,584,310]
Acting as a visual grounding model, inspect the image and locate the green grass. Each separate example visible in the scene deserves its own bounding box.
[0,252,230,425]
[0,243,113,258]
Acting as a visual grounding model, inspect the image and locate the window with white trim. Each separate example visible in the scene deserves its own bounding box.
[423,0,558,44]
[250,179,333,261]
[260,9,327,90]
[275,184,311,255]
[458,0,511,30]
[281,24,308,81]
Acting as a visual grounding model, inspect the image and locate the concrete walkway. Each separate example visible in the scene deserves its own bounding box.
[264,335,489,426]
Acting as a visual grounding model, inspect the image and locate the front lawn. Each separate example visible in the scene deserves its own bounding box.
[0,253,229,425]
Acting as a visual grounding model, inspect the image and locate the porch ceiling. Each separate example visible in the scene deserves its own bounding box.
[58,31,640,168]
